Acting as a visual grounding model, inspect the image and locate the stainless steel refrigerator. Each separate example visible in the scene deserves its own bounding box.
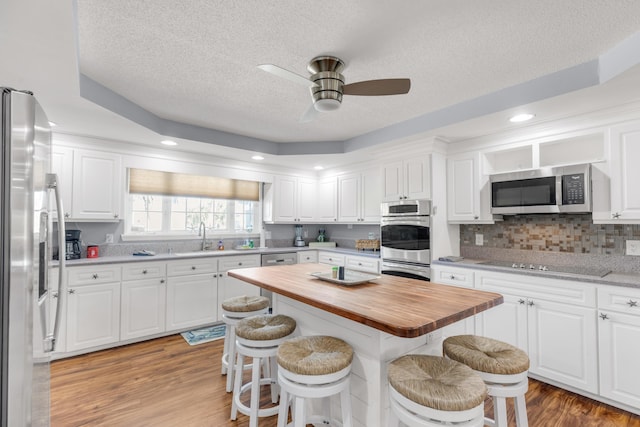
[1,88,66,426]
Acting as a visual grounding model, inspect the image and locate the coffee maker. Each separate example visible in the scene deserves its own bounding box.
[65,229,82,260]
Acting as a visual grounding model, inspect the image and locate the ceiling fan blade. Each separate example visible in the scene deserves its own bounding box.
[257,64,319,87]
[299,103,319,123]
[343,78,411,96]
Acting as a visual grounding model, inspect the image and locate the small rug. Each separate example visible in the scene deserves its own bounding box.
[181,324,226,346]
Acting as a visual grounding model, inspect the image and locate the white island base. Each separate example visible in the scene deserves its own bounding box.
[273,294,443,427]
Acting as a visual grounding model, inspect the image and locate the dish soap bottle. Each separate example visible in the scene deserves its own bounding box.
[217,240,224,250]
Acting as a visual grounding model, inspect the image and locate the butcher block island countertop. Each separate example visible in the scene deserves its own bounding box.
[228,263,503,338]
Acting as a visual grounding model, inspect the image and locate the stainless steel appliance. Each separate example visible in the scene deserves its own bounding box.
[294,224,305,247]
[490,163,592,215]
[1,88,67,426]
[260,252,297,307]
[380,199,431,281]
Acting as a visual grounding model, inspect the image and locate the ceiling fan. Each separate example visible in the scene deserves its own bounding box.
[258,55,411,122]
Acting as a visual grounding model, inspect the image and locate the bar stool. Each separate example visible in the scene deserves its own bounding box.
[276,335,354,427]
[388,354,486,427]
[231,314,297,427]
[221,295,270,392]
[443,335,530,427]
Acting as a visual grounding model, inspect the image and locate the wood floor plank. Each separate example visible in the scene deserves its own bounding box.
[51,334,640,427]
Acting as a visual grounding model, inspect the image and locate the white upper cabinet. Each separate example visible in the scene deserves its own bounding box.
[338,169,382,223]
[53,146,123,221]
[608,122,640,222]
[382,156,431,202]
[268,175,318,223]
[447,152,493,223]
[316,177,338,222]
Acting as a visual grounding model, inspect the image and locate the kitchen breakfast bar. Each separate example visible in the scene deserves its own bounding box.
[229,263,503,427]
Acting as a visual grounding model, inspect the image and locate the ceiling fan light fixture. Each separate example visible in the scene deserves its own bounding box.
[314,98,341,112]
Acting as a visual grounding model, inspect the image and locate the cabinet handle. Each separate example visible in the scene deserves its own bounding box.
[142,269,148,274]
[450,275,456,280]
[612,212,621,219]
[53,291,59,298]
[527,300,534,306]
[64,212,70,218]
[191,266,196,270]
[358,262,362,266]
[474,215,479,220]
[599,313,609,320]
[518,299,526,305]
[92,274,98,279]
[628,300,638,307]
[238,262,242,266]
[68,289,75,294]
[160,279,165,284]
[114,214,119,219]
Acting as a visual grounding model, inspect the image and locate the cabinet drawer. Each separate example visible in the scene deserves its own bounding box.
[166,259,218,276]
[432,268,473,287]
[297,251,318,264]
[122,262,166,280]
[318,252,345,266]
[598,285,640,314]
[68,265,122,285]
[345,256,379,274]
[218,255,260,272]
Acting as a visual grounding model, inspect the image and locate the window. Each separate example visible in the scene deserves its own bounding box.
[127,169,259,237]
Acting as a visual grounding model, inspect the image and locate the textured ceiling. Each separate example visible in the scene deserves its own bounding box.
[75,0,640,145]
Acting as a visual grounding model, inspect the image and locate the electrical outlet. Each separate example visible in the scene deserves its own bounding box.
[303,229,308,238]
[475,234,484,246]
[265,231,272,239]
[347,224,353,229]
[105,233,114,244]
[627,240,640,256]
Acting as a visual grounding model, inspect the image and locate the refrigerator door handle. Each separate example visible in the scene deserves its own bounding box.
[45,173,66,353]
[38,210,50,350]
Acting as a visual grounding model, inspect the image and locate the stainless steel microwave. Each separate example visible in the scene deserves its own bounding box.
[490,164,591,214]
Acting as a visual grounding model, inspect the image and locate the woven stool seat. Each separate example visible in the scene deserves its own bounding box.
[236,314,297,341]
[277,335,353,376]
[443,335,530,375]
[222,295,270,313]
[388,355,487,413]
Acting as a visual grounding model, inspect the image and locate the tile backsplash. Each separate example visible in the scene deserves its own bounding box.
[461,214,640,255]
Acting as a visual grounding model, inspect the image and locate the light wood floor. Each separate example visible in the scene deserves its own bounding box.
[51,334,640,427]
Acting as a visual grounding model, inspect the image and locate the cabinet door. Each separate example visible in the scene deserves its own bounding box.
[361,168,382,222]
[297,251,318,264]
[447,155,479,222]
[528,299,598,393]
[404,157,431,200]
[609,123,640,221]
[317,177,337,222]
[66,282,120,352]
[381,161,404,201]
[598,310,640,408]
[338,173,360,222]
[50,145,73,220]
[72,150,122,220]
[345,255,379,274]
[273,175,297,222]
[121,278,167,340]
[297,177,317,222]
[474,293,528,353]
[166,273,217,331]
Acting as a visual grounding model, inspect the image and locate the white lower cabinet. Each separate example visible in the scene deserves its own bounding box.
[166,259,218,332]
[598,285,640,409]
[297,250,318,264]
[121,261,167,340]
[217,255,261,321]
[318,251,380,274]
[66,265,122,353]
[474,270,598,394]
[430,266,476,338]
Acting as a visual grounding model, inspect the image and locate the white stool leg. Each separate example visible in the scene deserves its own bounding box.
[230,351,244,420]
[225,325,237,392]
[269,356,279,404]
[293,395,306,427]
[222,324,231,375]
[514,394,529,427]
[340,385,353,427]
[249,356,261,427]
[277,386,290,427]
[493,395,508,427]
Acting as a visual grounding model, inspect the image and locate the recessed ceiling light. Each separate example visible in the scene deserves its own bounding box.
[48,121,57,127]
[509,113,535,123]
[251,155,264,160]
[161,139,177,146]
[314,165,324,170]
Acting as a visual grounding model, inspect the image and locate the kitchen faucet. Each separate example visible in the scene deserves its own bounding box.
[198,221,207,251]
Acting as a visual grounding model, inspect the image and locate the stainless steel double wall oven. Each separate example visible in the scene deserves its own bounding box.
[380,199,431,281]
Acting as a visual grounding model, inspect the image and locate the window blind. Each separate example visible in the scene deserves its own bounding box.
[128,168,259,201]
